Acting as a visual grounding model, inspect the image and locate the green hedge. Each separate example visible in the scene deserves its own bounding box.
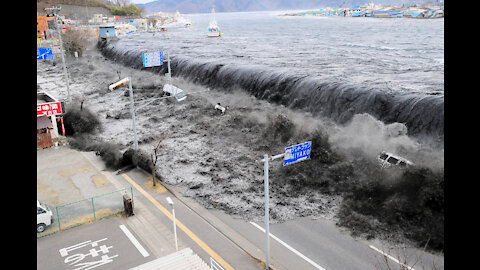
[108,4,140,16]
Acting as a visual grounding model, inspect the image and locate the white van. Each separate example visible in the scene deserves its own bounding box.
[163,84,187,102]
[37,200,53,233]
[378,151,414,168]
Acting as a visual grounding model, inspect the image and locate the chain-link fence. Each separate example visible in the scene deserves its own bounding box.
[37,187,133,238]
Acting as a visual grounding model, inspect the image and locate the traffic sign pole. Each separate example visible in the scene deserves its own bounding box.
[263,154,270,270]
[258,141,311,269]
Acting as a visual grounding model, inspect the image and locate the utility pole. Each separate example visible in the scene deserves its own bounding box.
[128,77,138,151]
[45,6,71,103]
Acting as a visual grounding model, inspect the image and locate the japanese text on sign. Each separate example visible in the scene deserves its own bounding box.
[37,102,62,116]
[283,141,312,166]
[59,238,118,270]
[142,51,163,68]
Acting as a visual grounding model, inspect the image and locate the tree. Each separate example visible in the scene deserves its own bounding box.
[149,137,164,187]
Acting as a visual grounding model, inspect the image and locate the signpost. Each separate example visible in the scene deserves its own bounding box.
[142,51,163,68]
[37,48,53,60]
[283,141,312,166]
[258,141,312,269]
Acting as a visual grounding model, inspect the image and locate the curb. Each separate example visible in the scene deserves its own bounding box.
[137,168,287,270]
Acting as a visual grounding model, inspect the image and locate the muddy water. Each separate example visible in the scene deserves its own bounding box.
[98,11,444,142]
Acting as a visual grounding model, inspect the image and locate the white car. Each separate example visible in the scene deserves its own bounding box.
[163,84,187,102]
[215,103,226,113]
[377,151,414,168]
[37,200,53,233]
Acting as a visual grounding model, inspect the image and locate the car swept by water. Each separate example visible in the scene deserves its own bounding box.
[377,151,414,168]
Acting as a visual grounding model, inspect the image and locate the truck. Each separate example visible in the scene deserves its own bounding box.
[37,200,54,233]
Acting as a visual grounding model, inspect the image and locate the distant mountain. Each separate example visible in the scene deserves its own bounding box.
[136,0,408,14]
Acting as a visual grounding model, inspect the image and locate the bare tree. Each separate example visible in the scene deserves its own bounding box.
[150,136,166,187]
[373,238,442,270]
[115,0,130,7]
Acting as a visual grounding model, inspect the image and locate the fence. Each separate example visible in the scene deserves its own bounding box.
[37,187,133,238]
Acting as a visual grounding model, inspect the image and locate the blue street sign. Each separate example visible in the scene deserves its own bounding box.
[283,141,312,166]
[37,48,53,60]
[142,51,163,68]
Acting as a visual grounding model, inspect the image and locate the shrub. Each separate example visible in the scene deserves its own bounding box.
[108,4,141,16]
[67,135,123,170]
[61,28,96,57]
[63,106,101,135]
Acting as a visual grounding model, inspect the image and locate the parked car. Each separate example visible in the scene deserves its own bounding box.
[37,200,53,233]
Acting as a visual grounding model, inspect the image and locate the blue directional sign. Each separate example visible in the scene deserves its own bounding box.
[283,141,312,166]
[142,51,163,68]
[37,48,53,60]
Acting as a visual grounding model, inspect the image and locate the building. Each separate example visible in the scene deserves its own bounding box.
[99,26,117,42]
[37,92,65,149]
[131,19,147,30]
[37,15,55,40]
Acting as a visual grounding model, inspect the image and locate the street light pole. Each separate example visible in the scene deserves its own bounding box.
[128,77,138,151]
[166,197,178,251]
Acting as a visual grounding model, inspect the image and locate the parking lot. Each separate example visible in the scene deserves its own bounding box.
[37,146,155,270]
[37,216,152,270]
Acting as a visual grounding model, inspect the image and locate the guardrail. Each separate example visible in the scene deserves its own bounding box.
[210,257,225,270]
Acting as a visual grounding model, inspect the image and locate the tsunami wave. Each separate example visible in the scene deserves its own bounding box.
[98,41,444,143]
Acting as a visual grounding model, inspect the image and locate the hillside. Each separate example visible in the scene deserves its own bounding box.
[136,0,408,14]
[37,0,140,17]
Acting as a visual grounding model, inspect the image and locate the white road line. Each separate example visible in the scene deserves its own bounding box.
[368,245,416,270]
[250,221,326,270]
[119,224,150,258]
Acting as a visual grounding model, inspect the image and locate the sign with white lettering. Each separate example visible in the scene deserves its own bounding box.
[37,102,62,116]
[283,141,312,166]
[37,48,53,60]
[142,51,163,68]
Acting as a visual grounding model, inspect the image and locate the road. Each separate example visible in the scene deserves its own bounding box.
[206,208,445,270]
[37,147,444,270]
[37,217,153,270]
[37,147,260,270]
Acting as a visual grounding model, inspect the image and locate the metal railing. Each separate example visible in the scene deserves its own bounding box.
[37,187,133,238]
[210,257,225,270]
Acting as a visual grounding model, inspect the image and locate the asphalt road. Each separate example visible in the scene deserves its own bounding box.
[37,147,260,270]
[207,209,445,270]
[37,217,153,270]
[37,147,444,270]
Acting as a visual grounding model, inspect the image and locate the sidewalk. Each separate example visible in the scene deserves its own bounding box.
[38,146,263,269]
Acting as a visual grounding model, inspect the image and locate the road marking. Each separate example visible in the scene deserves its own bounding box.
[121,173,234,270]
[119,224,150,257]
[368,245,416,270]
[250,221,327,270]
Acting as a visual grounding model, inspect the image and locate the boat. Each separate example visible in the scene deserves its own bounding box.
[207,7,221,37]
[184,18,193,28]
